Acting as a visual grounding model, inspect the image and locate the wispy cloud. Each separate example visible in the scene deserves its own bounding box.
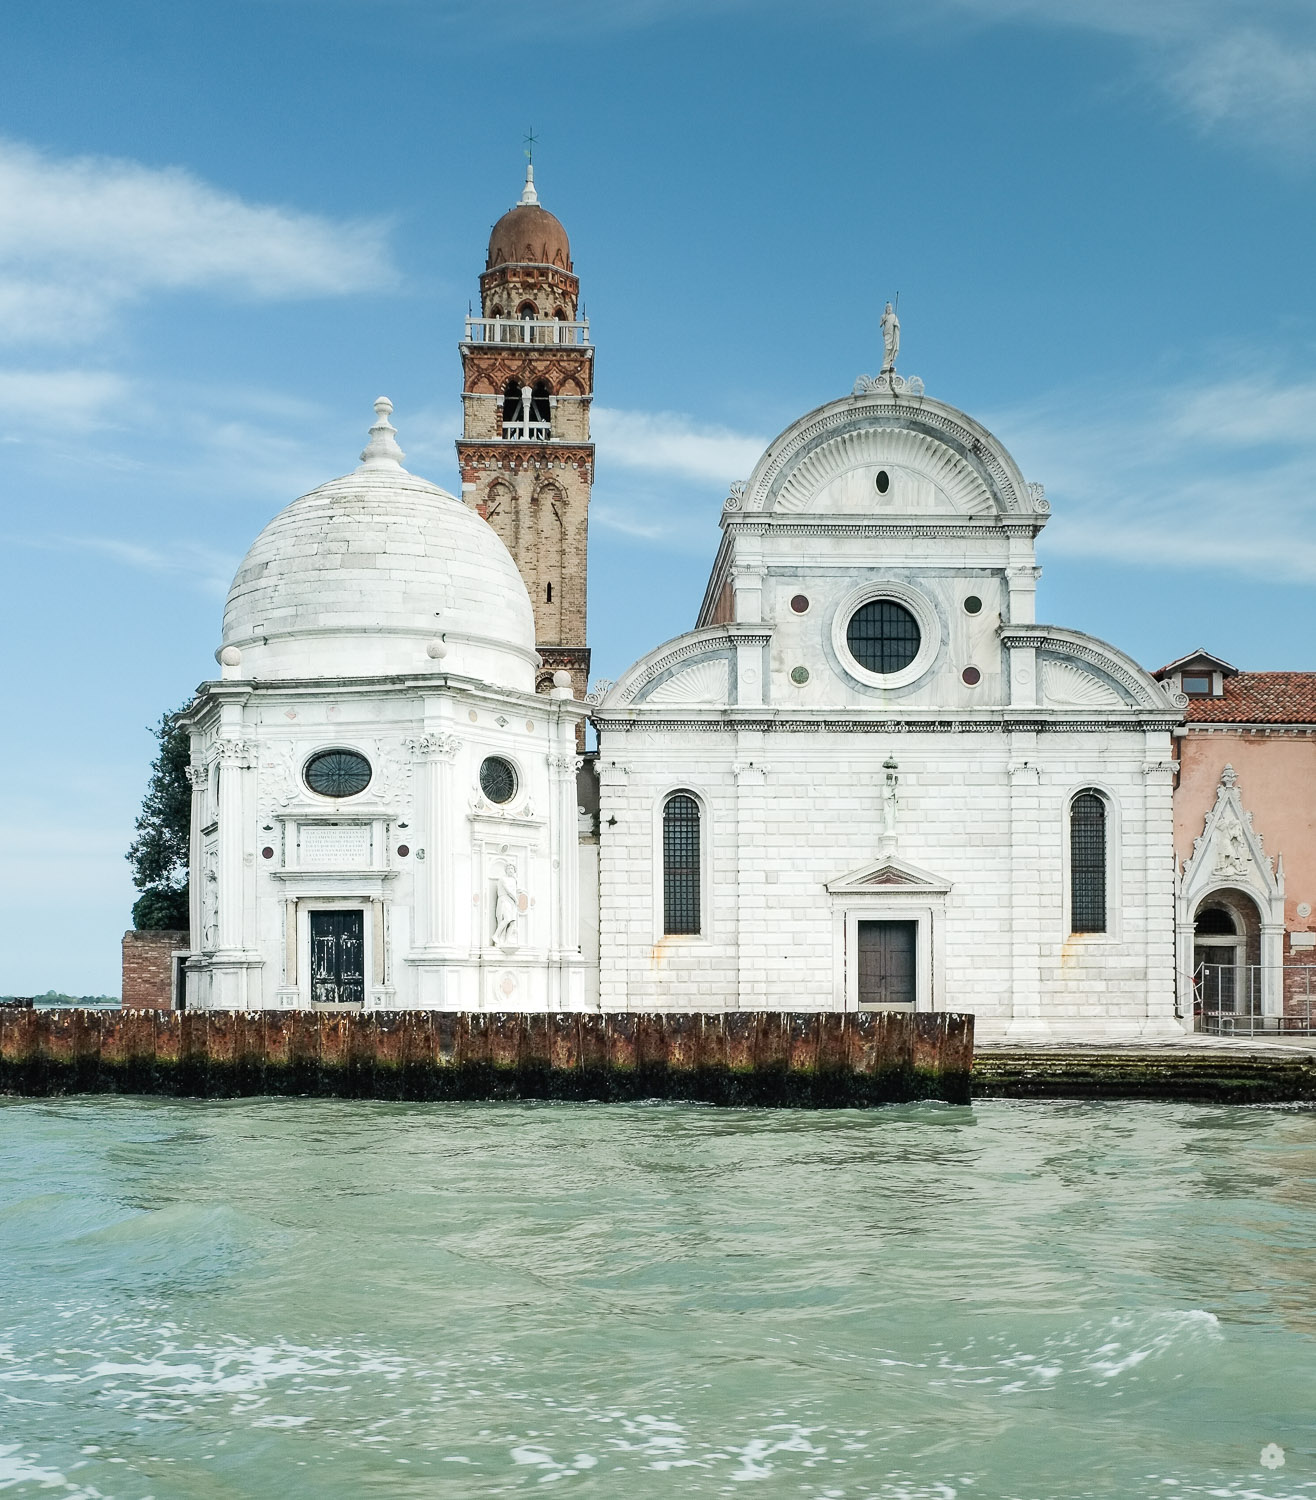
[991,367,1316,581]
[593,406,765,485]
[0,368,131,434]
[536,0,1316,149]
[9,533,238,594]
[935,0,1316,147]
[0,138,397,346]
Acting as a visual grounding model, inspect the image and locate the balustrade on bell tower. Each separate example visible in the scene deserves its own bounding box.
[456,160,593,702]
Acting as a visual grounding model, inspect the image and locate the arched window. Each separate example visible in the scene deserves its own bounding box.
[1069,791,1107,934]
[502,378,523,427]
[529,379,552,426]
[663,793,701,935]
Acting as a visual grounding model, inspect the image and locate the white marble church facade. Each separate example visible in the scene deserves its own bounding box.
[591,380,1186,1036]
[178,174,1188,1035]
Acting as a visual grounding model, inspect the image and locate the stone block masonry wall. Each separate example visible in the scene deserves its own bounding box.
[121,930,187,1011]
[0,1008,974,1107]
[596,729,1178,1033]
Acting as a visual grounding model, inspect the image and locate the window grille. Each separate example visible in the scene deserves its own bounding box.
[846,599,921,674]
[663,793,701,935]
[1070,791,1107,933]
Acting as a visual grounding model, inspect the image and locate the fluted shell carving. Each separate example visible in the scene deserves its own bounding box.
[642,658,731,706]
[773,426,995,516]
[1042,660,1126,708]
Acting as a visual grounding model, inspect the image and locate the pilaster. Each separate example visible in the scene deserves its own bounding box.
[1007,743,1043,1030]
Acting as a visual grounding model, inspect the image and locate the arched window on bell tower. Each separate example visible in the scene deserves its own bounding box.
[501,378,552,440]
[502,379,522,430]
[530,380,551,428]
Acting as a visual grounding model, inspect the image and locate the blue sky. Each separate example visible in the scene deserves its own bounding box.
[3,0,1315,993]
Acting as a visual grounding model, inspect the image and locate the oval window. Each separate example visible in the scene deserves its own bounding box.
[846,599,921,675]
[304,749,372,798]
[479,756,517,805]
[875,470,890,494]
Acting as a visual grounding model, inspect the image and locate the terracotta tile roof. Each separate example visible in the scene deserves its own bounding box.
[1184,672,1316,724]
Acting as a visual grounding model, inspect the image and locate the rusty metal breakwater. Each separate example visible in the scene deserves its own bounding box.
[0,1008,973,1107]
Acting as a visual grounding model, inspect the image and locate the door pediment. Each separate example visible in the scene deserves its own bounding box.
[826,855,951,896]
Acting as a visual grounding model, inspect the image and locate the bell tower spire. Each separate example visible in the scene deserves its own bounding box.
[456,163,594,704]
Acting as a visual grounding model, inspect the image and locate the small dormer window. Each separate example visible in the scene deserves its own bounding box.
[1182,674,1212,697]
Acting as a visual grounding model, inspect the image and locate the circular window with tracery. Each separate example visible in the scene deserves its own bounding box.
[845,599,922,675]
[304,749,372,798]
[479,756,518,805]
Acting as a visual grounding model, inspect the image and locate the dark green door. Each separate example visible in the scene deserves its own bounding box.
[310,910,365,1006]
[857,920,916,1007]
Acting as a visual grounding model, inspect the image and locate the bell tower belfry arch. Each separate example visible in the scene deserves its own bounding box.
[456,164,594,699]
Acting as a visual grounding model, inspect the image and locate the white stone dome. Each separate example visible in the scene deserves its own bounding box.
[221,399,537,689]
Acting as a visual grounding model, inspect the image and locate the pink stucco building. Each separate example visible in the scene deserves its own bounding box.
[1156,652,1316,1027]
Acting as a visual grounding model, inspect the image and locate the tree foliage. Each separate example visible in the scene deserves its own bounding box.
[127,705,193,930]
[131,885,190,931]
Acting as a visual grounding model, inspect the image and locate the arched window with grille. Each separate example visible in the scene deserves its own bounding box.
[1069,790,1107,934]
[662,793,701,936]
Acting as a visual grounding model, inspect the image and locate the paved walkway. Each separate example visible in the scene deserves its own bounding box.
[975,1030,1316,1058]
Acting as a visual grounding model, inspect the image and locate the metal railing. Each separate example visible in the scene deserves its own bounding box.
[501,419,552,441]
[1194,963,1316,1035]
[464,316,590,346]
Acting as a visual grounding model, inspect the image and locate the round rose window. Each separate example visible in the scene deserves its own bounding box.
[304,749,372,798]
[845,599,921,675]
[479,756,517,805]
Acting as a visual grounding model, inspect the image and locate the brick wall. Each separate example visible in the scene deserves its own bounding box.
[121,930,188,1011]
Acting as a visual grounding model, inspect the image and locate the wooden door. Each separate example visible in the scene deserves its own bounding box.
[857,920,916,1008]
[310,910,365,1006]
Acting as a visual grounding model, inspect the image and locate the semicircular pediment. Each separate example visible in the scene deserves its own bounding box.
[772,424,996,516]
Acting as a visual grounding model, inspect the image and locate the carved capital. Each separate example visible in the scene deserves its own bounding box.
[186,763,208,787]
[215,737,255,766]
[548,754,583,773]
[405,732,461,761]
[595,759,630,787]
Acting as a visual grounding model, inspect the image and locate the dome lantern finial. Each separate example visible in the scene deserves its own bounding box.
[519,160,539,207]
[357,396,406,472]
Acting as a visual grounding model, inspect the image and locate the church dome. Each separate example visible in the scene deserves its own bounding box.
[486,166,571,270]
[221,399,537,690]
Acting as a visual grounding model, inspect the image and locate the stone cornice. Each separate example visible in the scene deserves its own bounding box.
[723,519,1042,540]
[591,711,1180,734]
[456,441,594,457]
[187,673,589,719]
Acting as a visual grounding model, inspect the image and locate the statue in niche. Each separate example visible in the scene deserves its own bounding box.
[200,848,219,950]
[493,862,521,948]
[880,301,900,374]
[882,757,899,841]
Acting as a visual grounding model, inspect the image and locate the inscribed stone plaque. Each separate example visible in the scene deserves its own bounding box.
[299,824,370,867]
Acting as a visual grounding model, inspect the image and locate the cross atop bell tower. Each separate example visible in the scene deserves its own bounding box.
[457,163,594,701]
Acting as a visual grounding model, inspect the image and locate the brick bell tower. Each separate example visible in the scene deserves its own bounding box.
[457,163,593,701]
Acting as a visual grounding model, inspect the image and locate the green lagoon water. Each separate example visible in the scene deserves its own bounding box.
[2,1098,1315,1498]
